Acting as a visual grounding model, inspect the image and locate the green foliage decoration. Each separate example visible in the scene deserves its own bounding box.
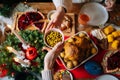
[0,30,46,79]
[0,4,13,17]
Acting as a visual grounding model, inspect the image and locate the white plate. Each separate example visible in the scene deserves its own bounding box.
[96,74,119,80]
[80,2,108,26]
[0,76,14,80]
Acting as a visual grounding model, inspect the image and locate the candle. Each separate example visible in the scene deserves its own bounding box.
[7,46,18,55]
[7,25,27,45]
[14,57,30,66]
[13,30,27,45]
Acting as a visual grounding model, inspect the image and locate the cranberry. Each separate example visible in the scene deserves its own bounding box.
[18,12,44,30]
[34,22,44,30]
[26,12,43,22]
[107,51,120,70]
[18,14,31,30]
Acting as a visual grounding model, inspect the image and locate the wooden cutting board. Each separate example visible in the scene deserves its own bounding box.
[44,12,76,37]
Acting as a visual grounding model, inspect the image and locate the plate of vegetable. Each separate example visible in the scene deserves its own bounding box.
[44,28,64,48]
[53,69,73,80]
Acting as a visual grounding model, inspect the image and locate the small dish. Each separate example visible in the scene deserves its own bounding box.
[0,76,14,80]
[44,28,64,48]
[84,61,103,75]
[102,50,120,73]
[47,10,56,20]
[53,69,73,80]
[78,13,90,25]
[96,74,119,80]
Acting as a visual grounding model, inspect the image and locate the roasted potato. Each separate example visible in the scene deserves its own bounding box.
[72,60,78,66]
[60,52,65,58]
[66,61,73,69]
[91,47,97,54]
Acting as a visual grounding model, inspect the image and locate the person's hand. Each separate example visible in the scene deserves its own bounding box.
[105,0,116,11]
[42,42,64,70]
[45,7,66,33]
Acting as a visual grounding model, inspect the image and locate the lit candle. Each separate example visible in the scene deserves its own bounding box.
[14,57,30,66]
[7,46,18,55]
[7,25,27,45]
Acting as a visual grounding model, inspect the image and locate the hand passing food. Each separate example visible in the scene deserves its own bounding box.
[43,42,64,70]
[45,7,66,33]
[105,0,116,11]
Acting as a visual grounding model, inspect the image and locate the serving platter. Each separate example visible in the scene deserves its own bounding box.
[58,31,98,70]
[96,74,119,80]
[91,23,120,51]
[101,24,120,50]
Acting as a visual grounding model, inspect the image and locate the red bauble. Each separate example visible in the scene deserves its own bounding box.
[26,47,37,60]
[0,68,8,78]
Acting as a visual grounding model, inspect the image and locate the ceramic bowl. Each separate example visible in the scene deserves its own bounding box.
[47,10,56,20]
[44,28,64,48]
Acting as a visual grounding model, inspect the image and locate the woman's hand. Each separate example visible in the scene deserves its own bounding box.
[42,42,64,70]
[105,0,116,11]
[45,7,66,33]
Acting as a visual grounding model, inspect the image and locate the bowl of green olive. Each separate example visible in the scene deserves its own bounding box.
[44,28,64,48]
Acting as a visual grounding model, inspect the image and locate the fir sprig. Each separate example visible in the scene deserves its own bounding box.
[0,4,13,17]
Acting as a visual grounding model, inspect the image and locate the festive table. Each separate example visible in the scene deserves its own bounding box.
[0,2,120,80]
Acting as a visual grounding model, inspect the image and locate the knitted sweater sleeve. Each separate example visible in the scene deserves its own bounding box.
[52,0,72,11]
[41,70,53,80]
